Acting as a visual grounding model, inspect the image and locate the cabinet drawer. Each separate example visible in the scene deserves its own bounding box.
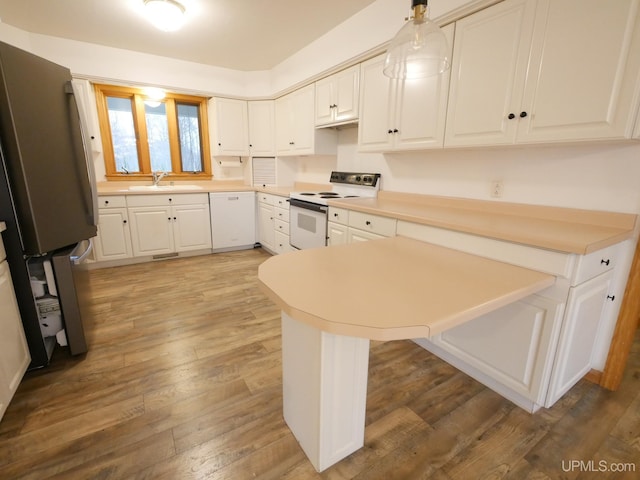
[273,195,289,209]
[348,211,396,237]
[572,243,621,285]
[99,196,126,208]
[126,193,208,207]
[275,219,290,236]
[274,206,289,223]
[328,207,349,225]
[257,193,275,205]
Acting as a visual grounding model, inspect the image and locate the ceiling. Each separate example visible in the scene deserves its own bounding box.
[0,0,379,71]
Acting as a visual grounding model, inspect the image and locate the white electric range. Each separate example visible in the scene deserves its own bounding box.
[289,171,381,250]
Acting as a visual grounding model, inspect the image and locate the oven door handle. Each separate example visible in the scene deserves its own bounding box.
[289,198,328,213]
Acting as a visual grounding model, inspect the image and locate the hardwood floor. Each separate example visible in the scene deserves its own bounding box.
[1,248,639,479]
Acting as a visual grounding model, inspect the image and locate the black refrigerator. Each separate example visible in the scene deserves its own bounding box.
[0,41,98,369]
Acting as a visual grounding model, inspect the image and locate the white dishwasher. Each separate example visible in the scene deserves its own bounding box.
[209,192,257,252]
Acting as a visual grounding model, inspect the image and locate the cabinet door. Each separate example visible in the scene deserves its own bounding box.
[0,261,30,420]
[394,23,454,150]
[257,202,275,250]
[347,228,384,243]
[546,270,614,406]
[315,78,334,126]
[334,65,360,124]
[444,0,537,147]
[211,98,249,156]
[358,55,395,152]
[172,204,212,252]
[290,85,315,154]
[517,0,640,143]
[128,206,174,256]
[327,222,348,246]
[248,100,276,156]
[433,294,564,405]
[95,208,132,261]
[275,95,293,155]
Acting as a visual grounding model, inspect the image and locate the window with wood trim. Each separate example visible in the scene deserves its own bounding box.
[94,84,212,180]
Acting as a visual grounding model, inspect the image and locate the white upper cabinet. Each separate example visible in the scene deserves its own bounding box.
[445,0,640,147]
[275,85,337,156]
[248,100,276,156]
[358,23,454,152]
[315,65,360,127]
[210,97,249,156]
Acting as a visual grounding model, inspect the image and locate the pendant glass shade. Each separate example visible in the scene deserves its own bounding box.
[144,0,186,32]
[383,4,450,79]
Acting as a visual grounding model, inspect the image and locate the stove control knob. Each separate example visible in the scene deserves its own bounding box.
[356,176,361,182]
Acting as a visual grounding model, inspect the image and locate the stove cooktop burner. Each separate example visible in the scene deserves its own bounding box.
[319,192,339,195]
[300,192,316,196]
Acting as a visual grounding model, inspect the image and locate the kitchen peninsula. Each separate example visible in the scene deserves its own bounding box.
[258,197,637,472]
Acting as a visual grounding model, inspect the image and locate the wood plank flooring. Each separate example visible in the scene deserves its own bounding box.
[1,248,639,479]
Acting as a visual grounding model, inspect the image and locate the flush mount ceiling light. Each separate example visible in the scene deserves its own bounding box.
[143,87,166,108]
[383,0,450,79]
[143,0,186,32]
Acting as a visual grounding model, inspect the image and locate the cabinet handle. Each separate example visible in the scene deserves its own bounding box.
[366,221,371,226]
[607,295,616,301]
[601,259,610,266]
[520,111,528,118]
[508,113,515,120]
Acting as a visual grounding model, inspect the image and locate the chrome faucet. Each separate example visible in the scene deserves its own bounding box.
[152,171,168,186]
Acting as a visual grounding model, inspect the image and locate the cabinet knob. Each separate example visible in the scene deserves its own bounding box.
[366,220,371,226]
[607,295,616,301]
[388,129,393,134]
[520,111,528,118]
[169,198,172,202]
[601,259,610,266]
[393,128,399,133]
[334,213,338,217]
[218,142,222,146]
[168,217,171,221]
[104,200,109,204]
[123,219,127,224]
[508,113,515,119]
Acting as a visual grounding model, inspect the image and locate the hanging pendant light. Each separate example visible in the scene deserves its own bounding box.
[144,0,186,32]
[383,0,450,79]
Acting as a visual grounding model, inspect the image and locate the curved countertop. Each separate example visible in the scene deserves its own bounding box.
[258,236,555,341]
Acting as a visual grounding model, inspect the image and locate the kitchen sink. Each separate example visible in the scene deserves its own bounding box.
[127,184,204,191]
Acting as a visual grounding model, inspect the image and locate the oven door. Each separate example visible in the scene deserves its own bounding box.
[289,199,328,250]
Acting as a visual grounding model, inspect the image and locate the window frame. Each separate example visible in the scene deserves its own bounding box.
[94,84,212,180]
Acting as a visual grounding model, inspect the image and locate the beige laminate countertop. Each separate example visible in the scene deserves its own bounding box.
[97,181,327,197]
[259,235,555,341]
[328,192,637,255]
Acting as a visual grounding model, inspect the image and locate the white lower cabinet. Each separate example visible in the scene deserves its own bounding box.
[257,193,293,254]
[420,294,565,410]
[127,194,211,257]
[545,270,614,406]
[395,219,621,411]
[1,234,30,421]
[327,208,396,245]
[95,196,132,261]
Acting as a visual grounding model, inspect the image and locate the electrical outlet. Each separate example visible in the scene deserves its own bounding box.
[491,180,503,198]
